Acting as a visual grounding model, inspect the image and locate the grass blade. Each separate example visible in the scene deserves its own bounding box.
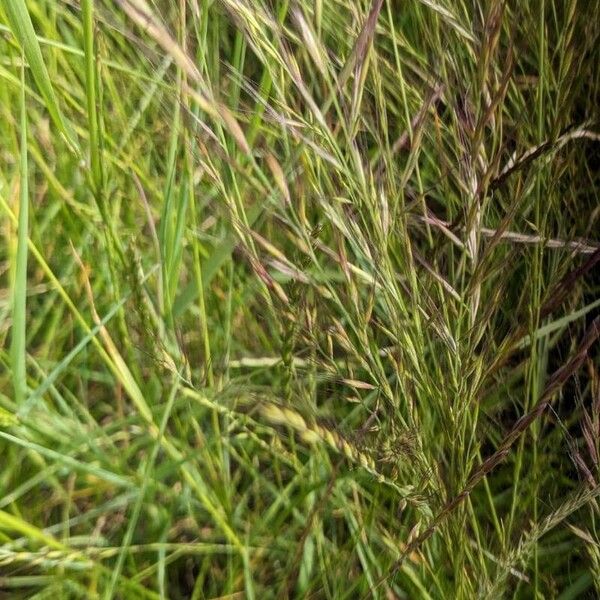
[10,58,28,405]
[3,0,77,152]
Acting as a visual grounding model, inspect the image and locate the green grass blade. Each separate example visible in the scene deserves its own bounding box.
[81,0,102,191]
[10,58,28,405]
[3,0,77,152]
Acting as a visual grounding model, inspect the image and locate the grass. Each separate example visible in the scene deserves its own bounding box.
[0,0,599,598]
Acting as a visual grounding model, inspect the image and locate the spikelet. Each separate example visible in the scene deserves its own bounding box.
[0,547,90,570]
[260,402,384,479]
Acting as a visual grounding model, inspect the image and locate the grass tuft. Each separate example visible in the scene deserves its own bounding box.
[1,0,599,597]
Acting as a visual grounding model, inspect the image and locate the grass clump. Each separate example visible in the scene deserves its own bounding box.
[1,0,600,598]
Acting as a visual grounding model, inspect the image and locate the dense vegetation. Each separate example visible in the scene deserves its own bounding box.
[1,0,599,597]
